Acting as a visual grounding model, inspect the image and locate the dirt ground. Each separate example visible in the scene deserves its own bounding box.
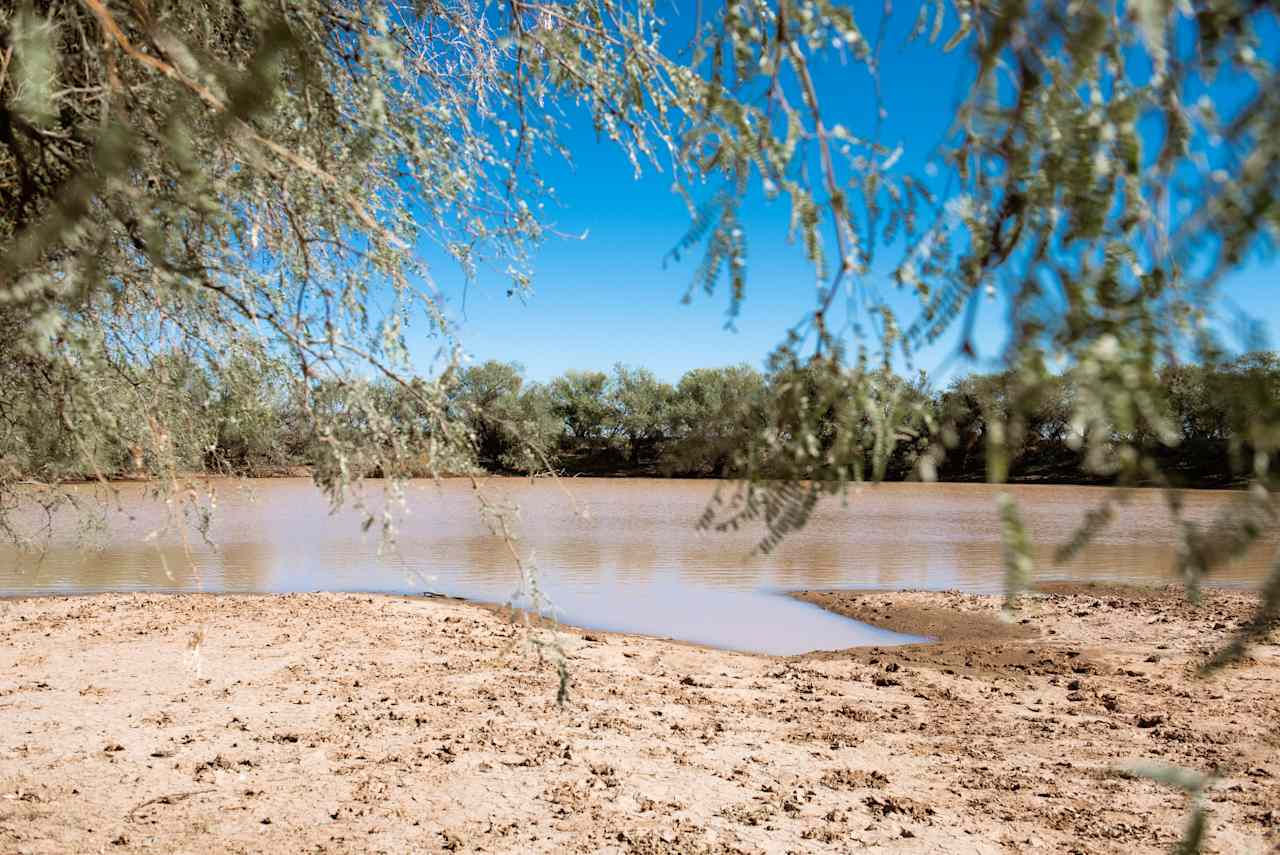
[0,585,1276,854]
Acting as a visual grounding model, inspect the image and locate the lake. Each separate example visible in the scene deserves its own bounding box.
[1,479,1274,654]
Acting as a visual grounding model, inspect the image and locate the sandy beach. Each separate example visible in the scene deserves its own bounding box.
[1,585,1276,854]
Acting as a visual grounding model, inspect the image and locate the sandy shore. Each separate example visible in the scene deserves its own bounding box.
[1,586,1276,854]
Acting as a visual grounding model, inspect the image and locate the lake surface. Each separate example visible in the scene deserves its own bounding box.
[1,479,1274,654]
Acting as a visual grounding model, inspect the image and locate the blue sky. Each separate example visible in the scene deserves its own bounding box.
[412,5,1277,385]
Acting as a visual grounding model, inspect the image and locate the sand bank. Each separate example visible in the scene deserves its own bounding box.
[1,585,1276,853]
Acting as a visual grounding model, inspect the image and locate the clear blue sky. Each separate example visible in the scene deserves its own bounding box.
[412,5,1278,385]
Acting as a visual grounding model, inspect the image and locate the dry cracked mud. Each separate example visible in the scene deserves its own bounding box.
[1,584,1277,853]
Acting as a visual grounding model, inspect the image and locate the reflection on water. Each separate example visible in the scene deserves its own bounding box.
[1,479,1274,654]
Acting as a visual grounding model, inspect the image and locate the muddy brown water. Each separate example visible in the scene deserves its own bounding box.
[1,479,1274,654]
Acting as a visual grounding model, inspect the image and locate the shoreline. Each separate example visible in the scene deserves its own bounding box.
[1,578,1261,654]
[1,585,1276,853]
[21,470,1257,492]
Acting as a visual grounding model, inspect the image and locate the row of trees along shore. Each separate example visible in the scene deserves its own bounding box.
[6,351,1276,489]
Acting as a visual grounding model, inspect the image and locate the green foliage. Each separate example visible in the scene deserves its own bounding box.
[606,364,674,465]
[4,350,1275,489]
[203,353,293,475]
[447,360,560,473]
[1201,549,1280,672]
[700,350,937,552]
[0,0,536,533]
[667,365,765,477]
[548,370,612,443]
[448,360,526,469]
[996,490,1034,608]
[1120,762,1214,854]
[9,4,59,128]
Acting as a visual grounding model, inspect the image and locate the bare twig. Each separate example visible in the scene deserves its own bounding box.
[126,788,217,822]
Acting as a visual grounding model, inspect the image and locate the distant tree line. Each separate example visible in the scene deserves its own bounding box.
[3,351,1276,489]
